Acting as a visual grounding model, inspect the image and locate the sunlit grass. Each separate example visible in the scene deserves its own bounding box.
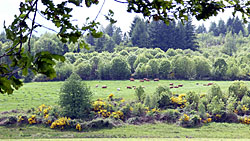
[1,80,250,112]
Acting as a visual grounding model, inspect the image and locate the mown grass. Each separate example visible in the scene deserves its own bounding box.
[1,80,250,112]
[0,122,250,139]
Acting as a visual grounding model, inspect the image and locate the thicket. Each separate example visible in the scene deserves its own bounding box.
[1,16,250,81]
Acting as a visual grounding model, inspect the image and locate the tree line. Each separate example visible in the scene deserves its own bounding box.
[1,16,250,82]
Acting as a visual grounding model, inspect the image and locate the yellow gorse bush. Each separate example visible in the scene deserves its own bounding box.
[110,111,124,119]
[239,116,250,124]
[179,114,190,122]
[28,115,36,124]
[18,116,24,123]
[76,123,82,131]
[50,117,71,129]
[242,105,249,112]
[38,104,51,118]
[108,93,114,99]
[207,118,212,123]
[171,94,187,108]
[93,99,107,111]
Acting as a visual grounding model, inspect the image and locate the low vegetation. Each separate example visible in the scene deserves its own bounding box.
[1,78,250,139]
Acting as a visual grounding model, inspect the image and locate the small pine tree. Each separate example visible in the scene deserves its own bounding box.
[59,73,92,119]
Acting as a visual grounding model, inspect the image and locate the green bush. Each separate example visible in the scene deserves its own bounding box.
[160,109,180,123]
[207,96,225,115]
[132,103,146,117]
[207,84,225,102]
[226,96,237,114]
[135,86,145,102]
[110,56,131,80]
[179,114,201,128]
[186,91,200,110]
[74,62,92,80]
[120,104,133,119]
[228,81,248,100]
[154,85,172,109]
[59,73,93,119]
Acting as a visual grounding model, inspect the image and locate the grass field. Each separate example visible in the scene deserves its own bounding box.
[1,122,250,139]
[1,80,250,112]
[1,80,250,139]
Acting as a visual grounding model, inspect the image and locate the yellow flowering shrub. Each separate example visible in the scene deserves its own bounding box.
[241,105,249,112]
[110,111,124,120]
[239,116,250,124]
[108,93,114,99]
[18,116,24,123]
[28,115,37,124]
[38,104,52,118]
[207,118,212,123]
[170,94,187,108]
[50,117,71,129]
[76,123,82,131]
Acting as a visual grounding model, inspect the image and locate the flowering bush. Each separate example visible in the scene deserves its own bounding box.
[50,117,71,130]
[171,94,187,109]
[76,123,82,131]
[28,115,37,124]
[179,114,201,127]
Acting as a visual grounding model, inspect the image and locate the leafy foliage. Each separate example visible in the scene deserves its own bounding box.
[59,73,92,119]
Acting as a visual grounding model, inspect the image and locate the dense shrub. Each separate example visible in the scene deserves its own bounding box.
[55,62,73,81]
[154,86,172,109]
[74,62,92,80]
[172,56,196,79]
[160,109,180,123]
[212,58,228,80]
[135,86,145,102]
[59,73,93,119]
[132,103,146,117]
[110,57,131,80]
[228,81,248,100]
[194,57,211,79]
[186,91,200,111]
[158,59,171,79]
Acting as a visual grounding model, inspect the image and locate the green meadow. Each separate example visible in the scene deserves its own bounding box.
[1,80,249,112]
[2,80,250,139]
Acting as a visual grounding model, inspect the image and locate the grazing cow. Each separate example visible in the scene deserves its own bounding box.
[102,85,107,88]
[145,78,150,81]
[130,78,135,81]
[170,86,173,89]
[154,78,159,81]
[127,86,132,89]
[170,83,174,85]
[96,84,99,88]
[208,83,213,86]
[140,80,144,82]
[178,84,183,87]
[117,88,120,91]
[174,86,179,88]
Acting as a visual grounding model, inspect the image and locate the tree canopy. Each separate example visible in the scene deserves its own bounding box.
[1,0,250,94]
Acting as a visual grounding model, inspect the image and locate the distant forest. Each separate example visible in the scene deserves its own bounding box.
[1,16,250,81]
